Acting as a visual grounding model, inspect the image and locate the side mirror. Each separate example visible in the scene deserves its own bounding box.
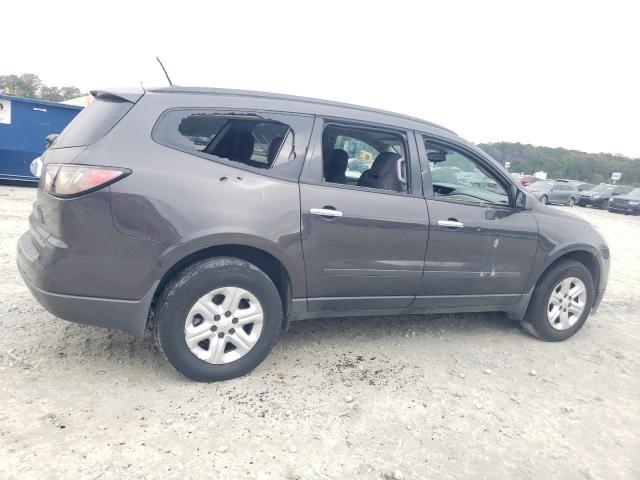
[45,133,59,149]
[427,151,446,163]
[515,189,529,209]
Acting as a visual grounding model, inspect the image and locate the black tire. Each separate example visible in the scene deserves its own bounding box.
[600,199,609,210]
[540,195,548,205]
[154,257,283,382]
[521,260,595,342]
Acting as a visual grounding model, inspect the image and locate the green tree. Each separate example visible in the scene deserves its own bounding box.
[478,142,640,187]
[0,73,83,101]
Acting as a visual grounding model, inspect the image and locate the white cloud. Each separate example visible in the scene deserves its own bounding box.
[3,0,639,156]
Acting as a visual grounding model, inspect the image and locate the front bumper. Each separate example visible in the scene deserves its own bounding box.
[608,204,640,215]
[578,196,608,208]
[17,231,156,338]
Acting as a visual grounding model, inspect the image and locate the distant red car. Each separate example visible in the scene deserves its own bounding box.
[511,173,543,187]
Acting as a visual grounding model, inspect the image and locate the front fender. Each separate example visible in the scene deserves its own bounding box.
[526,205,609,293]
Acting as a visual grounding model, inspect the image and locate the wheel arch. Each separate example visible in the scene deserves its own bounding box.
[535,248,600,304]
[510,247,602,322]
[151,244,294,331]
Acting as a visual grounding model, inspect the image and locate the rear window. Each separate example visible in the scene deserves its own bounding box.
[53,96,133,148]
[153,109,293,169]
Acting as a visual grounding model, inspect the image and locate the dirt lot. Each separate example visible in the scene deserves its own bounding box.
[0,184,638,480]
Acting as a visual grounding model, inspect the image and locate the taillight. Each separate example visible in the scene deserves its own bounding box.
[521,178,529,187]
[43,164,130,198]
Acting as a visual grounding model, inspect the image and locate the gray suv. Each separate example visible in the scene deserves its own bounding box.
[17,87,610,381]
[526,180,579,206]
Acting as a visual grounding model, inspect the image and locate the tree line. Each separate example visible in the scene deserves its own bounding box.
[2,73,638,186]
[0,73,84,102]
[479,142,640,187]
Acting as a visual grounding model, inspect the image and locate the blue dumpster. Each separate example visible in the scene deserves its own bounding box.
[0,94,82,183]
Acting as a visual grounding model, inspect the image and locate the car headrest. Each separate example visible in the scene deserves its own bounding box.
[329,149,348,171]
[267,136,285,164]
[233,131,255,162]
[370,152,402,175]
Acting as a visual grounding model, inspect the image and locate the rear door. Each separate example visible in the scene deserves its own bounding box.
[553,184,570,203]
[416,134,538,301]
[299,119,428,311]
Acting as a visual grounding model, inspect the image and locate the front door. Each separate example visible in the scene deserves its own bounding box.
[299,120,428,311]
[417,135,538,302]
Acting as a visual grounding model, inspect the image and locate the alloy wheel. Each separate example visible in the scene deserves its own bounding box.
[546,277,587,330]
[184,286,264,364]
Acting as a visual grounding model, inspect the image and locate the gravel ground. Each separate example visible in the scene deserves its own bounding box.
[1,184,638,480]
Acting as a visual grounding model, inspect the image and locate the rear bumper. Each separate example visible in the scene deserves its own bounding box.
[17,231,156,338]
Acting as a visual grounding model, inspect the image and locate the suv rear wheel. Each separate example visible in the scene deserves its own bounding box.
[154,257,283,381]
[521,260,594,341]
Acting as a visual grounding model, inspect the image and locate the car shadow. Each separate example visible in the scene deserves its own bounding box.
[42,310,524,382]
[281,311,521,345]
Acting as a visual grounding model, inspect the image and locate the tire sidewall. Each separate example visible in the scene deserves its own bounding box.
[156,258,283,381]
[525,261,595,341]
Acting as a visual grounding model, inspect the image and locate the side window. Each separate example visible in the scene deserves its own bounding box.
[248,121,291,166]
[153,110,293,169]
[422,136,509,206]
[322,124,408,193]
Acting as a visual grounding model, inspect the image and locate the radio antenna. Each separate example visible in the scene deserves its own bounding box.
[156,57,173,86]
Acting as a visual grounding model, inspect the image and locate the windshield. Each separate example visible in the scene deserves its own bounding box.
[591,184,616,193]
[625,188,640,199]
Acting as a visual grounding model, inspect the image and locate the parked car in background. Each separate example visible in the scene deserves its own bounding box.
[511,173,543,187]
[608,188,640,215]
[17,86,610,381]
[578,184,633,209]
[526,180,578,206]
[556,179,595,192]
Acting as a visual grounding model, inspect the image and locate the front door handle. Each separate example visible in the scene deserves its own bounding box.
[310,207,343,218]
[437,219,464,229]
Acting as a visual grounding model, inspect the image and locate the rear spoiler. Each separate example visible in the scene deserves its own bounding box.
[90,87,144,104]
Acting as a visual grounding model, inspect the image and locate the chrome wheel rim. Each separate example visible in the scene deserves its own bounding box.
[541,196,547,204]
[184,286,264,364]
[547,277,587,330]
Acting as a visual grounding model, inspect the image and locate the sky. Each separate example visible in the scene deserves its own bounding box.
[3,0,639,157]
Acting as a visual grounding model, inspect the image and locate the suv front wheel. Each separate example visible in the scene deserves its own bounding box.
[521,260,595,341]
[154,257,283,381]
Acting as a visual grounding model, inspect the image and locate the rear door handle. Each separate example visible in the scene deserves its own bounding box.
[310,207,343,218]
[437,219,464,229]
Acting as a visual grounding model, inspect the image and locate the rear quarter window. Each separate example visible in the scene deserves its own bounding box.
[153,109,294,169]
[53,96,133,148]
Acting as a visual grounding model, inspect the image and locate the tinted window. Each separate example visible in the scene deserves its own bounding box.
[322,124,408,193]
[154,110,293,169]
[54,96,133,148]
[422,137,509,205]
[591,184,617,193]
[626,189,640,199]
